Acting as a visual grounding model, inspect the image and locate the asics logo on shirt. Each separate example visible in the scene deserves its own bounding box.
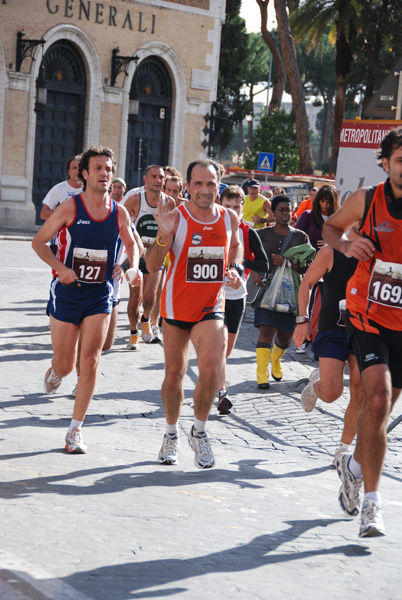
[77,219,90,225]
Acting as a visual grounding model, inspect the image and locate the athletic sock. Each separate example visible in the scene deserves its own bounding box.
[338,442,351,452]
[217,388,226,397]
[68,419,83,432]
[141,315,149,323]
[349,455,363,478]
[130,329,138,335]
[166,422,179,436]
[364,491,381,504]
[193,416,206,434]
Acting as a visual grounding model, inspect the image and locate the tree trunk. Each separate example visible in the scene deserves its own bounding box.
[238,122,244,160]
[329,73,347,176]
[256,0,286,114]
[273,0,314,174]
[318,96,333,169]
[330,27,354,176]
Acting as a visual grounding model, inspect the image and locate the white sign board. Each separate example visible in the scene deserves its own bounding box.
[335,119,402,204]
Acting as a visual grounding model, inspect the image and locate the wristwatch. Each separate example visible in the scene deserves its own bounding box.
[295,315,309,324]
[228,263,244,276]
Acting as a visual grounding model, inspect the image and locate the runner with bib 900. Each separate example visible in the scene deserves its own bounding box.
[146,158,243,469]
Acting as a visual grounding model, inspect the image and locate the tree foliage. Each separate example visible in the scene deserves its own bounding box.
[244,108,299,174]
[215,0,249,151]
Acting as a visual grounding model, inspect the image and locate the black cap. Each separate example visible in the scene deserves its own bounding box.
[247,179,260,188]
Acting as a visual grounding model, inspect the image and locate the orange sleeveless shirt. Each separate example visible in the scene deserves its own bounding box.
[347,182,402,332]
[161,203,232,322]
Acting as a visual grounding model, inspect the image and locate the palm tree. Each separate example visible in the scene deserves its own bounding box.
[290,0,362,175]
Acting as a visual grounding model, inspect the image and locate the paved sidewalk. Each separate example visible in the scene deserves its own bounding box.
[1,239,402,599]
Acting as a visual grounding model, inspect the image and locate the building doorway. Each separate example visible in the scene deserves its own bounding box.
[125,58,172,189]
[32,41,86,223]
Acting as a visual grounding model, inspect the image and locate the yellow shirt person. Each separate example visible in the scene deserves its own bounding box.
[242,180,272,229]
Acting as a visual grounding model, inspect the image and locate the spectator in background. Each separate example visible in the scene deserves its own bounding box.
[295,187,318,219]
[241,170,255,195]
[40,155,83,221]
[243,179,273,229]
[296,184,339,251]
[110,177,126,203]
[164,175,184,206]
[272,186,285,197]
[253,194,314,389]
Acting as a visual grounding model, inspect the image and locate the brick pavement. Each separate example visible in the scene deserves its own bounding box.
[1,239,402,600]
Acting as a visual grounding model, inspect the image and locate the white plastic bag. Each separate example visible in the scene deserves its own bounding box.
[260,260,296,313]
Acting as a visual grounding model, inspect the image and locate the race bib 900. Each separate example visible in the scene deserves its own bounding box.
[186,246,225,283]
[367,259,402,308]
[72,247,107,283]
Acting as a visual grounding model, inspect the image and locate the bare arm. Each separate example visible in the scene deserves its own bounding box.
[225,210,244,289]
[40,204,53,221]
[293,246,333,348]
[123,193,140,222]
[32,200,79,286]
[118,206,137,270]
[323,188,375,261]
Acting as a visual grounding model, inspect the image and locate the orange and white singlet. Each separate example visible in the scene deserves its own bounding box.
[347,182,402,332]
[161,203,232,322]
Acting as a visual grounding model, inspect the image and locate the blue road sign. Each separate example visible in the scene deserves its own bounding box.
[257,152,274,172]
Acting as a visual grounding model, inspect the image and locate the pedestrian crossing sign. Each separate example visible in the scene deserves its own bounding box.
[257,152,274,172]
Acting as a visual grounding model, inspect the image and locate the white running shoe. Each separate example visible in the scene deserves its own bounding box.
[300,368,320,412]
[188,426,215,469]
[296,342,306,354]
[337,453,363,516]
[126,333,140,350]
[217,390,233,415]
[150,325,162,344]
[141,321,154,343]
[43,367,62,394]
[157,433,180,465]
[65,427,87,454]
[332,445,351,469]
[359,499,386,537]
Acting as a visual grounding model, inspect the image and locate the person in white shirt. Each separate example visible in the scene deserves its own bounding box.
[40,155,83,221]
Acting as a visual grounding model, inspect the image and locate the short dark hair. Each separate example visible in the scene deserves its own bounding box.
[144,164,164,177]
[377,127,402,166]
[271,194,291,212]
[66,155,81,178]
[78,146,116,191]
[186,159,221,183]
[220,184,245,203]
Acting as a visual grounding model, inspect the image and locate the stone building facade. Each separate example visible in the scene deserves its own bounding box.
[0,0,225,227]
